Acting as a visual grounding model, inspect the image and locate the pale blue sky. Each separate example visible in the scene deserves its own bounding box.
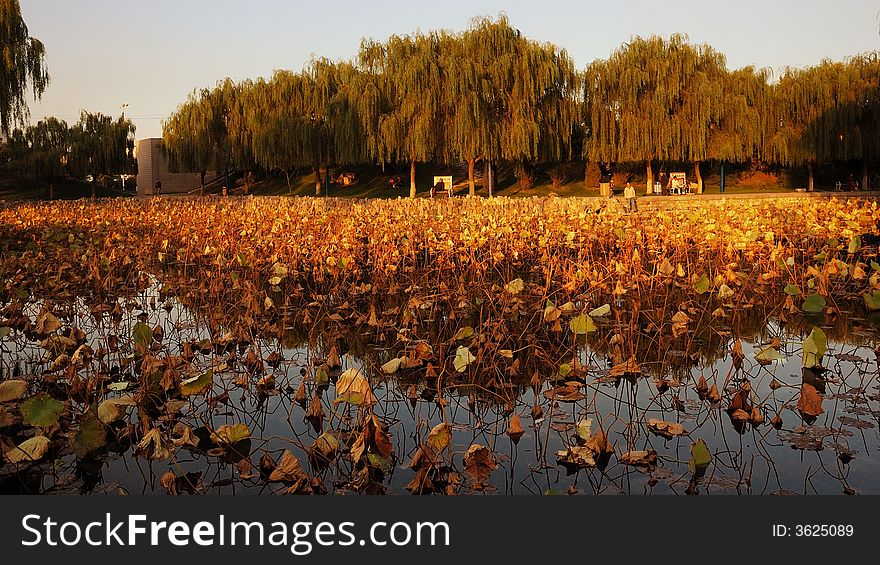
[20,0,880,139]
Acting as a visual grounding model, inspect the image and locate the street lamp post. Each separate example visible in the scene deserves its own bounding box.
[120,104,129,190]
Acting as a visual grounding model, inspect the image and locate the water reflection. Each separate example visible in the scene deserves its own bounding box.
[1,277,878,496]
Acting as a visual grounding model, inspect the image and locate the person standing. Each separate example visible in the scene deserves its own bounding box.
[848,173,858,191]
[624,181,637,212]
[154,179,162,196]
[659,171,669,193]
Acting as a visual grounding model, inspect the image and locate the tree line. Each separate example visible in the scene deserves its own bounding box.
[3,7,878,197]
[0,1,136,198]
[5,111,136,198]
[164,16,580,197]
[162,16,880,196]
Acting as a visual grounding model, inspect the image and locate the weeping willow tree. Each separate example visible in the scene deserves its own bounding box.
[68,111,136,199]
[220,78,258,193]
[7,116,68,198]
[0,0,49,135]
[299,58,368,195]
[355,31,449,197]
[533,43,582,189]
[324,60,370,169]
[445,15,579,194]
[163,86,229,194]
[248,59,366,196]
[247,74,308,193]
[585,34,733,194]
[766,53,880,191]
[163,77,258,194]
[705,66,771,175]
[443,21,493,195]
[845,53,880,190]
[165,60,365,196]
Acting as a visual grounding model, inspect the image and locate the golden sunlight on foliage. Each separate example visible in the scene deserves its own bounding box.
[0,194,878,495]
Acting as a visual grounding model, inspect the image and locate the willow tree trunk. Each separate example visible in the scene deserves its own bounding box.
[243,170,250,195]
[410,160,417,198]
[645,160,654,196]
[199,171,206,196]
[483,161,495,197]
[467,158,475,196]
[807,162,814,192]
[48,182,53,200]
[862,161,868,192]
[314,167,322,196]
[693,162,703,194]
[484,161,490,195]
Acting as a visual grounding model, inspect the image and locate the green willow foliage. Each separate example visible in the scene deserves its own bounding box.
[68,111,137,197]
[162,17,880,195]
[165,59,364,195]
[8,116,68,180]
[586,34,880,191]
[164,16,580,197]
[766,53,880,166]
[163,86,229,188]
[10,112,135,197]
[355,29,450,197]
[447,16,579,193]
[0,0,49,135]
[708,65,771,163]
[356,31,448,165]
[585,34,732,192]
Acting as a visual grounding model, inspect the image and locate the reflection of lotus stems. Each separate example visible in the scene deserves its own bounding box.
[1,197,878,494]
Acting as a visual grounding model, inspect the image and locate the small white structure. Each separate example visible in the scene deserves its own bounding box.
[431,175,453,197]
[669,172,689,194]
[135,138,213,196]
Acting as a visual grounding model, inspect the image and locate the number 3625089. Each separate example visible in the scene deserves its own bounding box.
[772,525,854,537]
